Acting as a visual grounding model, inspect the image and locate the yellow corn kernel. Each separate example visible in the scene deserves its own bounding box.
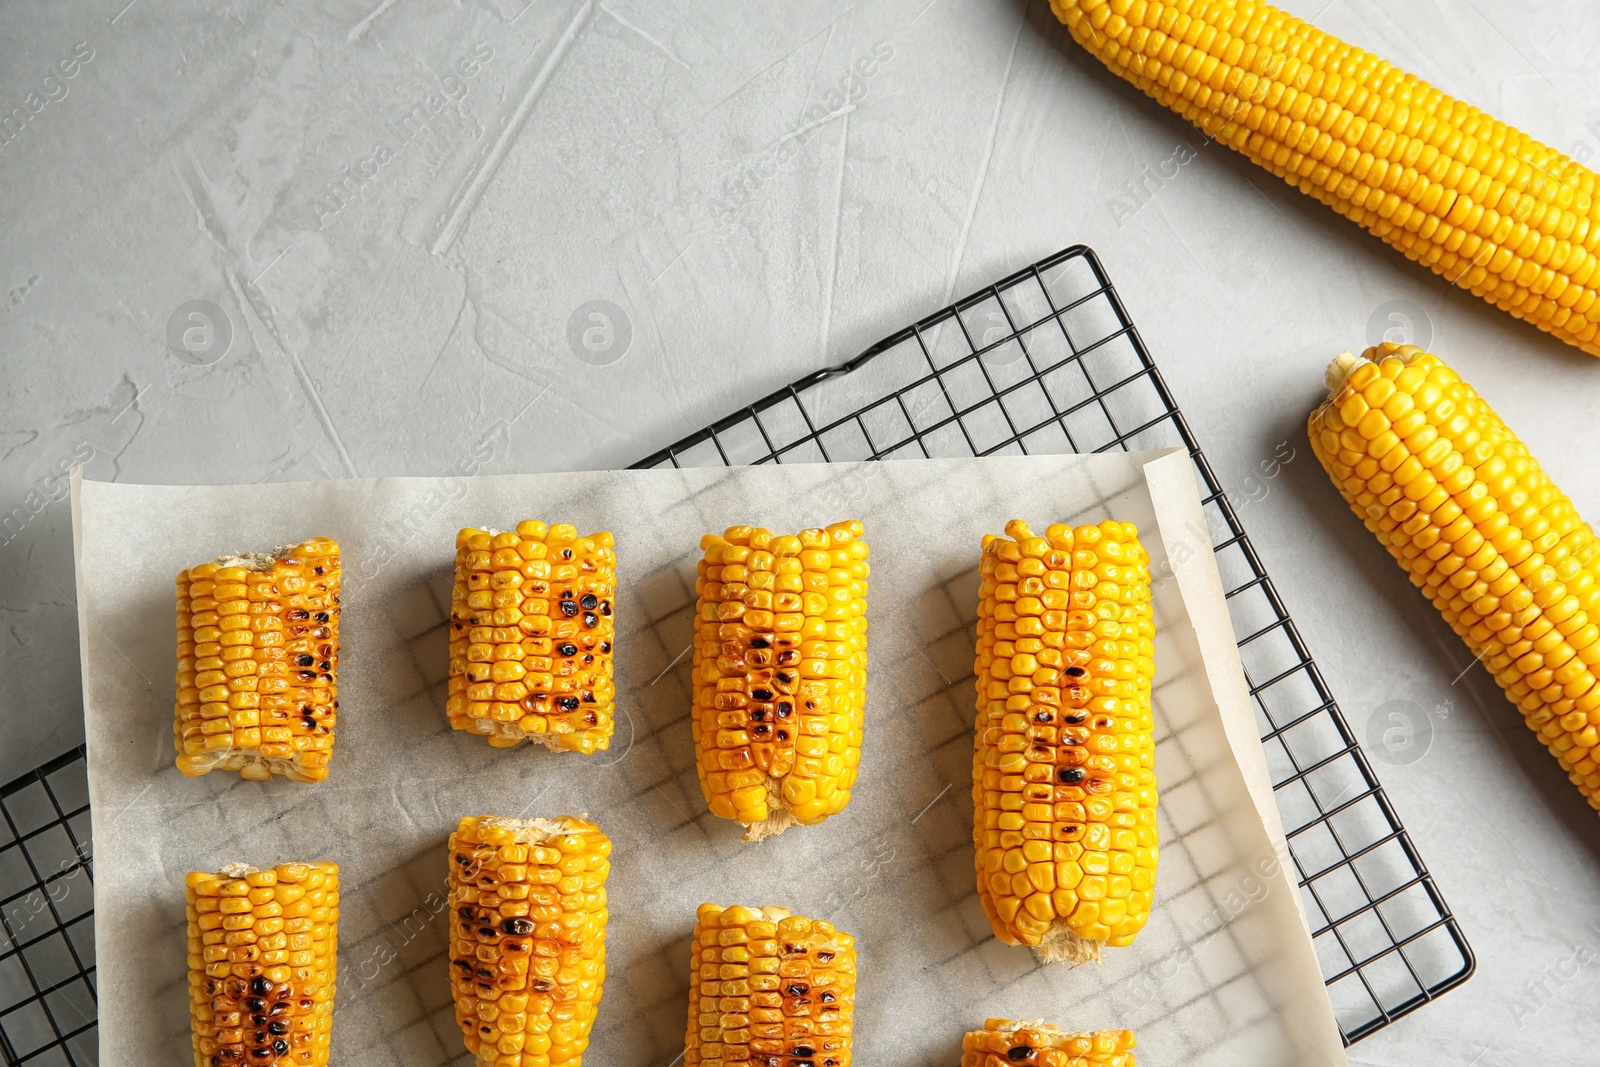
[685,904,854,1067]
[975,520,1157,963]
[175,539,340,783]
[448,524,616,754]
[961,1019,1137,1067]
[1311,346,1600,811]
[693,522,868,840]
[449,815,610,1066]
[185,861,338,1066]
[1051,0,1600,359]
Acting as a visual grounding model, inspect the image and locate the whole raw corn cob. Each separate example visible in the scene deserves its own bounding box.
[448,815,611,1066]
[974,520,1157,964]
[449,523,617,753]
[185,861,339,1067]
[1051,0,1600,358]
[1310,344,1600,809]
[175,538,341,783]
[685,904,854,1067]
[692,522,869,841]
[962,1019,1137,1067]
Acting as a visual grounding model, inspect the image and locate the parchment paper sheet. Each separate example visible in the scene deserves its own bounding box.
[72,451,1348,1065]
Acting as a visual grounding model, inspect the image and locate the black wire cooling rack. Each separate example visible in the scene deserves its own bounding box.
[632,244,1474,1044]
[1,748,96,1066]
[0,244,1473,1064]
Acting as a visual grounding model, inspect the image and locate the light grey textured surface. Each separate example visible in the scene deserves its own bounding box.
[3,0,1600,1062]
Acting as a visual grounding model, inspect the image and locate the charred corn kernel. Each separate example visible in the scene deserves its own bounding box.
[1312,345,1600,810]
[685,904,854,1067]
[186,861,338,1067]
[175,539,340,784]
[449,815,611,1067]
[974,520,1157,963]
[962,1019,1137,1067]
[448,524,616,754]
[692,522,868,841]
[1051,0,1600,358]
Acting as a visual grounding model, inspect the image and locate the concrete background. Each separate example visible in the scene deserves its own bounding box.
[3,0,1599,1062]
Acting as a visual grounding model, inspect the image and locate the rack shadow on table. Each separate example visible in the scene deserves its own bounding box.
[631,243,1474,1045]
[0,245,1472,1064]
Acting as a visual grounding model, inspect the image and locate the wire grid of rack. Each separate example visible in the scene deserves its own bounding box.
[632,244,1473,1044]
[0,245,1473,1065]
[1,749,96,1067]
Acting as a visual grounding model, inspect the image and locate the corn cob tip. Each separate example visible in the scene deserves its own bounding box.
[1033,925,1103,966]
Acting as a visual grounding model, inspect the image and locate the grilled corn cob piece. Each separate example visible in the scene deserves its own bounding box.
[449,523,617,753]
[448,815,611,1066]
[1051,0,1600,358]
[185,861,339,1067]
[175,538,341,783]
[1311,344,1600,809]
[962,1019,1137,1067]
[974,520,1157,964]
[686,904,855,1067]
[693,522,868,840]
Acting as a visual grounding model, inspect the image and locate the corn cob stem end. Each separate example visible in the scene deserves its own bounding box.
[1033,924,1103,966]
[476,814,594,842]
[178,748,323,783]
[740,811,798,842]
[741,785,801,841]
[1324,350,1364,392]
[1324,344,1430,396]
[207,543,305,572]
